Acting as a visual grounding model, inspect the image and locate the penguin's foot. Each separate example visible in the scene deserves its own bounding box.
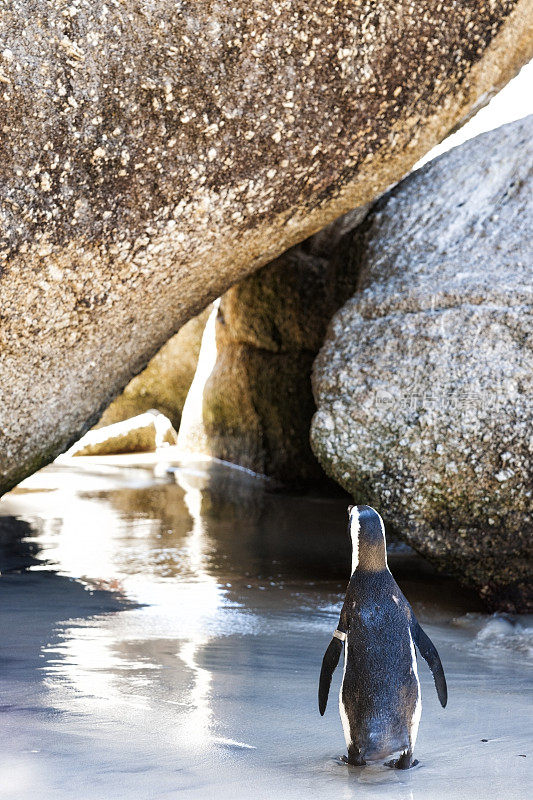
[385,751,418,770]
[341,748,366,767]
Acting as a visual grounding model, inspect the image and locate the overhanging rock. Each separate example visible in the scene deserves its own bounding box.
[1,1,532,493]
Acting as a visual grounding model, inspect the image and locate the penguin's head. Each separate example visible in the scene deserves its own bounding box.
[347,504,387,573]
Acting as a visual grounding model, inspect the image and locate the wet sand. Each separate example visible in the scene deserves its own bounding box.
[0,458,531,799]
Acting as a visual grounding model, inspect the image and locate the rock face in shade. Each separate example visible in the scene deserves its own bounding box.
[96,305,212,431]
[181,210,366,484]
[0,1,532,495]
[311,117,533,612]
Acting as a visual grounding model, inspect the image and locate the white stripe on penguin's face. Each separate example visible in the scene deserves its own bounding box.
[349,507,360,575]
[375,508,389,570]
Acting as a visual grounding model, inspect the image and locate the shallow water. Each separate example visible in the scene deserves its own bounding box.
[0,457,531,800]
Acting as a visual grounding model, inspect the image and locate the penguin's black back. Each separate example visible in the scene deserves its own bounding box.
[342,568,418,760]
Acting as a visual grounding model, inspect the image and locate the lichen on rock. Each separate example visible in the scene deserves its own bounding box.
[311,117,533,612]
[0,1,532,494]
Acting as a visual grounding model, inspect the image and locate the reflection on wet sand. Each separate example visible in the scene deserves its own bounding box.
[105,462,351,583]
[0,458,530,800]
[173,468,220,750]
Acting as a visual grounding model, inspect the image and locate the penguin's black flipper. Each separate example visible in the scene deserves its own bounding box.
[318,637,343,716]
[411,620,448,708]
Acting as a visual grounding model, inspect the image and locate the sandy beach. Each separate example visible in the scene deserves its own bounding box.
[0,459,531,800]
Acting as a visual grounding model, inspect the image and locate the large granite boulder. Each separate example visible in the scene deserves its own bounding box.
[1,1,531,495]
[177,210,365,483]
[311,117,533,612]
[96,305,211,431]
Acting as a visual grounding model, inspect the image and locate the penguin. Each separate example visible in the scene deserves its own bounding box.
[318,504,447,769]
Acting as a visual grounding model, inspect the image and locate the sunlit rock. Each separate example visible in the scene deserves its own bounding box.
[1,1,532,493]
[311,117,533,612]
[69,410,178,456]
[96,305,212,431]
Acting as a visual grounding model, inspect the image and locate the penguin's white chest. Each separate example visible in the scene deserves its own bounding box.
[408,629,422,748]
[339,641,352,747]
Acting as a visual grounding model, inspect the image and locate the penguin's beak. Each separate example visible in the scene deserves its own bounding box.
[347,504,354,514]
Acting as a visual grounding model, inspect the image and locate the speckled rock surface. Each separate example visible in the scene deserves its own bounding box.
[311,117,533,612]
[96,305,211,431]
[1,2,532,494]
[190,210,366,484]
[70,410,177,456]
